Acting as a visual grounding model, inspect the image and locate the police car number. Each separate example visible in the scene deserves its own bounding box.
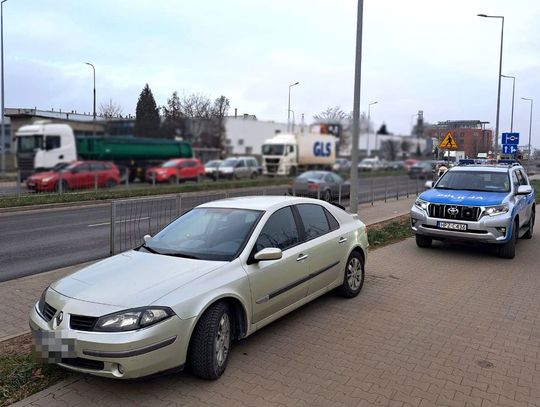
[437,221,467,231]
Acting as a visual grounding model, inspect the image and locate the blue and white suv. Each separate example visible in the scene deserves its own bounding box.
[410,164,535,258]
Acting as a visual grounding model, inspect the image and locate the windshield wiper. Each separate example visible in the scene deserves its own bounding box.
[139,244,162,255]
[162,252,200,260]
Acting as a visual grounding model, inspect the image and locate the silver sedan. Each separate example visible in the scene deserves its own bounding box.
[30,196,369,380]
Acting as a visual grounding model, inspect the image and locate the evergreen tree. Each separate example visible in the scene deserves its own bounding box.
[134,84,160,138]
[161,91,184,139]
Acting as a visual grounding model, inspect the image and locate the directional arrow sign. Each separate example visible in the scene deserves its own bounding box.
[502,145,518,154]
[502,132,519,145]
[438,131,458,150]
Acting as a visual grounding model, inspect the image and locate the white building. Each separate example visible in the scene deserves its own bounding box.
[224,115,288,156]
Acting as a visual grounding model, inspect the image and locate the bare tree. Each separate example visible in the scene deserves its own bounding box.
[401,140,411,154]
[99,99,123,118]
[313,106,350,123]
[380,139,401,161]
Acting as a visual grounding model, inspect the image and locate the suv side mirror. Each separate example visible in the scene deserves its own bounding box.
[516,185,532,195]
[254,247,282,262]
[143,234,152,243]
[424,181,433,189]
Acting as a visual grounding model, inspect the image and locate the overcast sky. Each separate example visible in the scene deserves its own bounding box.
[5,0,540,147]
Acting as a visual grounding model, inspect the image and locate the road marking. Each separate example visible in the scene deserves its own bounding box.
[88,217,150,228]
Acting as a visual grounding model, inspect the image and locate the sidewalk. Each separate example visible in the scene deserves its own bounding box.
[0,196,416,342]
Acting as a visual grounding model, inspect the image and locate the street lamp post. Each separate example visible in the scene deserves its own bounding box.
[521,97,533,159]
[367,101,378,156]
[501,74,515,132]
[477,13,504,157]
[0,0,8,176]
[349,0,364,213]
[287,81,299,132]
[84,62,96,138]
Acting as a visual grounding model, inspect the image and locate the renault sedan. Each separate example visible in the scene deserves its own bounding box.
[30,196,368,380]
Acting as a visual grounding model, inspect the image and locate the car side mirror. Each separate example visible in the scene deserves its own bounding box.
[143,234,152,243]
[516,185,532,195]
[424,181,433,189]
[254,248,282,262]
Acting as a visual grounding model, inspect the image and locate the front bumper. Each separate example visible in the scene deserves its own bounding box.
[410,205,512,244]
[29,293,195,379]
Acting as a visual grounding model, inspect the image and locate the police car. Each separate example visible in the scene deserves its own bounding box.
[410,163,535,258]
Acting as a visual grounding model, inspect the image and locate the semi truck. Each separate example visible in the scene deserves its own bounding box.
[261,133,336,176]
[15,122,193,181]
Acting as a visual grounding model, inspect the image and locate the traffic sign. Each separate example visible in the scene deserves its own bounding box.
[502,145,518,154]
[438,131,458,150]
[502,132,519,145]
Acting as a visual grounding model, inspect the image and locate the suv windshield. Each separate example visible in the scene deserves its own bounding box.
[17,135,43,153]
[436,171,510,193]
[144,208,262,261]
[262,144,285,155]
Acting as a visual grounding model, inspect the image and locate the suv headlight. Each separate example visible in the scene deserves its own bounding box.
[483,204,509,217]
[94,307,174,332]
[414,198,429,211]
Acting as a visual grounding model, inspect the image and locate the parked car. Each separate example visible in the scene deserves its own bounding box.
[215,156,260,180]
[29,196,369,379]
[26,161,120,192]
[411,163,535,258]
[204,160,223,178]
[332,158,351,173]
[288,170,350,202]
[404,158,418,172]
[408,161,433,179]
[387,160,405,171]
[146,158,205,184]
[358,158,383,171]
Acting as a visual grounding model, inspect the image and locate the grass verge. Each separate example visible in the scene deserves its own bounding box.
[367,214,413,249]
[0,177,291,209]
[0,334,71,407]
[532,180,540,202]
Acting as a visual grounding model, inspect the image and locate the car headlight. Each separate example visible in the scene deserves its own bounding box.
[36,287,48,318]
[483,204,509,217]
[414,198,429,211]
[42,177,52,182]
[94,307,174,332]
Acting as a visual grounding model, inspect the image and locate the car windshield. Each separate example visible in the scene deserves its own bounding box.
[52,162,70,172]
[144,208,262,261]
[161,160,179,168]
[297,171,324,180]
[221,158,237,167]
[435,171,510,193]
[262,144,285,155]
[17,135,43,153]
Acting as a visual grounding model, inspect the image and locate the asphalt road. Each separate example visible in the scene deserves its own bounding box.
[0,174,425,282]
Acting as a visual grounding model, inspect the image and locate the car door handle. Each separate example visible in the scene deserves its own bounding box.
[338,237,348,244]
[296,254,308,261]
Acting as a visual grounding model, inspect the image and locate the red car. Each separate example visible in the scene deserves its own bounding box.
[26,161,121,192]
[146,158,205,183]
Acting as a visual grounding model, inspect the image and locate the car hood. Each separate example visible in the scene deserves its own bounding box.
[29,171,57,180]
[51,250,227,308]
[420,188,507,206]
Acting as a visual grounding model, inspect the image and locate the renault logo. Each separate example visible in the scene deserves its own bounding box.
[447,207,459,216]
[56,311,63,325]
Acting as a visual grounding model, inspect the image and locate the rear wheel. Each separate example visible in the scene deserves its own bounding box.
[105,179,117,188]
[499,220,517,259]
[415,234,432,248]
[190,302,232,380]
[338,251,365,298]
[169,176,178,185]
[322,189,331,202]
[523,211,535,239]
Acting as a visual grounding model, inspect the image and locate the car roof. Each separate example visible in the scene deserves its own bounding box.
[198,195,328,211]
[448,164,521,173]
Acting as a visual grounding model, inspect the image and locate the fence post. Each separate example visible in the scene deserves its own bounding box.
[94,173,98,194]
[16,168,21,198]
[152,172,156,187]
[110,202,116,256]
[59,171,63,194]
[126,168,130,188]
[176,194,182,216]
[415,178,419,196]
[406,177,409,198]
[338,183,342,205]
[396,179,399,200]
[384,177,387,203]
[371,178,374,206]
[317,188,320,200]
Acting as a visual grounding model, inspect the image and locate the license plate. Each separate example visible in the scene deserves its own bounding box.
[438,221,467,231]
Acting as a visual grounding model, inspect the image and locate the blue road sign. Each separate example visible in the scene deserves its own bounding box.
[502,132,519,145]
[502,145,518,154]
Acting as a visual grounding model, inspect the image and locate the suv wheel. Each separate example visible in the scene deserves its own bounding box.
[523,211,535,239]
[415,234,432,248]
[499,220,517,259]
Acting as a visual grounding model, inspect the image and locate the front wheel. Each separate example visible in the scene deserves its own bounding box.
[499,220,517,258]
[338,251,365,298]
[189,302,232,380]
[415,234,432,248]
[105,179,117,188]
[523,211,535,239]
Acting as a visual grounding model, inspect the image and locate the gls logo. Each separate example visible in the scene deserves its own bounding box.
[313,142,332,157]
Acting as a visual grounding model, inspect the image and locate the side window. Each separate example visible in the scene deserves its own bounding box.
[324,174,333,183]
[254,207,299,252]
[517,170,528,185]
[45,136,61,150]
[89,163,104,171]
[76,164,91,173]
[324,208,340,231]
[511,172,520,190]
[237,160,246,168]
[332,173,344,183]
[296,204,330,240]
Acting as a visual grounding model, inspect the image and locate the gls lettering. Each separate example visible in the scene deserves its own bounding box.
[313,142,332,157]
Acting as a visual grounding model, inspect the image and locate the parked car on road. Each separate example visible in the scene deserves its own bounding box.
[30,196,369,379]
[408,161,433,179]
[404,158,418,172]
[332,158,351,173]
[204,160,223,178]
[215,157,260,180]
[288,170,350,202]
[146,158,204,184]
[411,163,535,258]
[26,161,120,192]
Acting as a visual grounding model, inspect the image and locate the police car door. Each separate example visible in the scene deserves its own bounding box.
[512,170,529,231]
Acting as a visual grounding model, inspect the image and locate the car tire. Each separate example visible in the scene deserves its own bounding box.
[232,173,237,181]
[190,302,232,380]
[250,172,257,179]
[105,179,117,188]
[415,234,432,248]
[338,251,365,298]
[323,189,331,202]
[523,211,535,239]
[499,220,517,259]
[169,176,178,185]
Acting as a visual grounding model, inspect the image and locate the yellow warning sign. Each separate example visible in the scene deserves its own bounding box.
[438,131,458,150]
